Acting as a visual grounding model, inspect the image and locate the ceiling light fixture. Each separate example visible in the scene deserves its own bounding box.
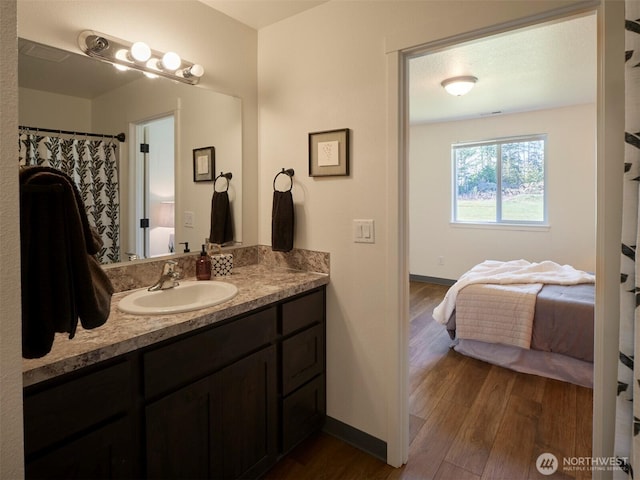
[441,76,477,96]
[78,30,204,85]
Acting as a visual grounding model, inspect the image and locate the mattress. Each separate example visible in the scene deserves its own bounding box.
[446,283,595,369]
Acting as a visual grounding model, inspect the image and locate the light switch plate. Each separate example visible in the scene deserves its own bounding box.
[353,219,375,243]
[184,211,194,228]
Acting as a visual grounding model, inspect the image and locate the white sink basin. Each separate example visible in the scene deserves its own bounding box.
[118,280,238,315]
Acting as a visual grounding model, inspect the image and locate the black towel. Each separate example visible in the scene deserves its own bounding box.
[20,166,114,359]
[209,190,234,245]
[272,190,294,252]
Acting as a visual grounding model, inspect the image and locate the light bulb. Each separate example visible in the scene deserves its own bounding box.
[144,71,158,79]
[114,64,129,72]
[162,52,181,71]
[130,41,151,62]
[146,59,160,71]
[115,49,130,63]
[185,64,205,78]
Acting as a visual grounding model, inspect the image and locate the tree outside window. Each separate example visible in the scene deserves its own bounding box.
[453,135,546,224]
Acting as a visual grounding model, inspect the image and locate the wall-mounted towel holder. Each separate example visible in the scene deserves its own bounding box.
[273,168,294,192]
[214,171,232,192]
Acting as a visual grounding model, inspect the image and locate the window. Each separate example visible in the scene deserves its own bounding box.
[452,135,546,224]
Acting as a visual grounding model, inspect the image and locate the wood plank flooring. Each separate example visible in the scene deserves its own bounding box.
[264,281,593,480]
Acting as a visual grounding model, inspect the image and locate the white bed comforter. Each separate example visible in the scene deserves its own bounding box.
[432,259,595,325]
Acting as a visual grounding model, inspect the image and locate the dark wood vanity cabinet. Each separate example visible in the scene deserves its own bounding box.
[280,289,326,454]
[23,286,326,480]
[144,306,278,479]
[23,358,138,479]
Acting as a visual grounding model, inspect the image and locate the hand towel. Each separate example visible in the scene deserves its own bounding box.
[20,166,114,359]
[209,190,234,245]
[272,190,294,252]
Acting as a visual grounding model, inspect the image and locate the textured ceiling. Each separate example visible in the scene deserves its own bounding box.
[409,13,597,125]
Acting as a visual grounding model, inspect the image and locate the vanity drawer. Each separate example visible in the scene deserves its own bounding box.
[24,358,133,456]
[281,374,326,454]
[144,306,277,399]
[281,289,324,336]
[282,323,324,396]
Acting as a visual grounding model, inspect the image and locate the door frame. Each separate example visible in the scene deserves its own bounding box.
[131,113,176,259]
[386,0,623,472]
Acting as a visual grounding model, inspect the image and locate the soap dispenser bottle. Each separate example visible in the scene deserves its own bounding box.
[196,244,211,280]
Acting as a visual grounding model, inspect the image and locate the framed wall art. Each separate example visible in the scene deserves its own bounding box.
[193,146,215,182]
[308,128,350,177]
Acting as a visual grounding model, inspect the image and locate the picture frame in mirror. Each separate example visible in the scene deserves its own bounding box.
[193,146,215,182]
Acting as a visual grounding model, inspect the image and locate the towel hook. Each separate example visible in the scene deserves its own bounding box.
[214,171,232,193]
[273,168,294,192]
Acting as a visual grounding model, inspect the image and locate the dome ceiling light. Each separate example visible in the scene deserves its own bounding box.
[441,76,478,96]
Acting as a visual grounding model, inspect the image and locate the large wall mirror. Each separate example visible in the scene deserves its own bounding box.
[18,38,243,265]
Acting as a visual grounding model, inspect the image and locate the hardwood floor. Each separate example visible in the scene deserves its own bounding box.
[265,281,593,480]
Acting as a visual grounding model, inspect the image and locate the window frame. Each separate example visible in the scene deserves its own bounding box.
[451,134,548,226]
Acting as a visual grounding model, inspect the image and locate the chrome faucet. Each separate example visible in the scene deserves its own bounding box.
[148,260,182,291]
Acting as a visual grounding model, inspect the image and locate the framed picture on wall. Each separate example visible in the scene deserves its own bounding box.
[308,128,350,177]
[193,146,215,182]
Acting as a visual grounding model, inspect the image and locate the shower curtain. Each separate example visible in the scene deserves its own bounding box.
[18,129,120,264]
[617,2,640,477]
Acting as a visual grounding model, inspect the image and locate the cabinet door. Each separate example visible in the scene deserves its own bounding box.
[212,345,277,479]
[145,376,215,479]
[26,416,134,479]
[146,346,277,480]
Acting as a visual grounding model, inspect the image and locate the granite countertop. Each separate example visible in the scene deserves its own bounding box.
[23,264,329,388]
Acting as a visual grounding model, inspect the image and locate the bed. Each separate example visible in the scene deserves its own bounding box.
[432,260,595,388]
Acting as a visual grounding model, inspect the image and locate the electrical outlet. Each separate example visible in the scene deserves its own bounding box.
[438,256,444,265]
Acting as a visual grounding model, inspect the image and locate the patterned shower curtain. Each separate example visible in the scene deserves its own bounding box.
[18,129,120,264]
[617,2,640,477]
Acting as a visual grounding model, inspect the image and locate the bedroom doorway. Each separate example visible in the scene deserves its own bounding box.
[133,115,175,259]
[402,9,599,475]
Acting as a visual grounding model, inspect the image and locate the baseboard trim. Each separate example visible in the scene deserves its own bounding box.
[322,416,387,463]
[409,274,455,286]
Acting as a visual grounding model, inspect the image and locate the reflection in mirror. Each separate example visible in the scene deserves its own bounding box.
[18,38,243,265]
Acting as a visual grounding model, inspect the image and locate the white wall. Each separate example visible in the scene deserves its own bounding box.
[19,87,91,131]
[17,0,259,246]
[410,104,596,280]
[0,1,24,477]
[258,0,591,452]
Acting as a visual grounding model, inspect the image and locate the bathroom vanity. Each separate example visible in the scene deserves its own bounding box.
[22,262,328,479]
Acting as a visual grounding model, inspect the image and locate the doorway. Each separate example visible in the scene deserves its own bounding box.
[134,115,175,259]
[400,5,596,470]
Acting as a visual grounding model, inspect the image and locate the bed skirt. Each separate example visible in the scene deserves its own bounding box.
[453,338,593,388]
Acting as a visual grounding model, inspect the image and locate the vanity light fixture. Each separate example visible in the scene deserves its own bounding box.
[441,76,478,96]
[78,30,204,85]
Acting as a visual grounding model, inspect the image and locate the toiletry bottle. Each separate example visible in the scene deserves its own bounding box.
[196,244,211,280]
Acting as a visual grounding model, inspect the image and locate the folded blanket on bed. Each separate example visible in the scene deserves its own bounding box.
[432,259,595,325]
[456,283,543,349]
